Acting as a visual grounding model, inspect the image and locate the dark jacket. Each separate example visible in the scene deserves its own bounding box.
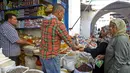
[84,42,108,73]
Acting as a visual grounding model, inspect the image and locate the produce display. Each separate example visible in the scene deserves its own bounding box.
[61,51,95,72]
[75,52,95,72]
[0,0,101,73]
[73,34,97,49]
[37,6,46,16]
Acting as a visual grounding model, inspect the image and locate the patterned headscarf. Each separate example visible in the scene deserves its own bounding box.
[102,25,109,34]
[110,18,129,37]
[101,25,111,43]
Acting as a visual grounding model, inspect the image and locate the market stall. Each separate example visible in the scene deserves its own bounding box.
[0,0,101,73]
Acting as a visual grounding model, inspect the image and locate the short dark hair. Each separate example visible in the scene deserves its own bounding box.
[4,13,17,21]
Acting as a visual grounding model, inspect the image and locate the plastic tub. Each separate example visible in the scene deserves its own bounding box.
[0,59,11,67]
[6,66,29,73]
[74,69,90,73]
[24,69,44,73]
[1,61,16,73]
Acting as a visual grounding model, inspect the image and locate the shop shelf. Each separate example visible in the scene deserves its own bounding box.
[17,16,45,20]
[3,4,46,11]
[43,0,52,4]
[16,27,41,30]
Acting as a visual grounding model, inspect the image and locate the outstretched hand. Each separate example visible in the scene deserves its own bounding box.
[96,55,105,60]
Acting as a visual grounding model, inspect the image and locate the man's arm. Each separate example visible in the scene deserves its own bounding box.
[16,39,31,45]
[56,21,79,50]
[2,25,31,45]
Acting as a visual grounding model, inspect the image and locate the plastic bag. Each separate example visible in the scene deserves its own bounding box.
[61,51,77,71]
[23,45,36,56]
[75,52,95,72]
[25,56,37,69]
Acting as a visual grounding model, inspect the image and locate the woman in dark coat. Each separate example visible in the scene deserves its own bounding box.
[84,26,110,73]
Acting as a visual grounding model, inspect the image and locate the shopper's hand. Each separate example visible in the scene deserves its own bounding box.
[77,45,85,51]
[78,47,84,51]
[72,45,85,51]
[96,55,105,60]
[85,44,89,48]
[71,45,78,51]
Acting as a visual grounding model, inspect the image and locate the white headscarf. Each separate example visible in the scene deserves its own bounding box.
[111,18,129,37]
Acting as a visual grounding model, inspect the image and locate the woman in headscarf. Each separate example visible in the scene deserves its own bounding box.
[83,25,111,73]
[98,18,130,73]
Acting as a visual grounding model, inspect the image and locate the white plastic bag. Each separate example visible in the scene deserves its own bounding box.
[61,51,77,71]
[1,60,16,73]
[25,56,37,69]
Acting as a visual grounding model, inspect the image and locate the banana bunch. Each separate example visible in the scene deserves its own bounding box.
[37,6,46,16]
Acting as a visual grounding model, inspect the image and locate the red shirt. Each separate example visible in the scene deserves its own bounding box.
[40,18,73,58]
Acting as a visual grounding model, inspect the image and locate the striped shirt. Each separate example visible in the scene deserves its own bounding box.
[40,14,73,58]
[0,22,20,57]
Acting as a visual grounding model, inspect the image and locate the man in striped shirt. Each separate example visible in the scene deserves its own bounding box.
[40,4,79,73]
[0,13,31,65]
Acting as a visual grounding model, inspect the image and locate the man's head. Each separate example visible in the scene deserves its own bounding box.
[5,13,18,25]
[52,4,65,21]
